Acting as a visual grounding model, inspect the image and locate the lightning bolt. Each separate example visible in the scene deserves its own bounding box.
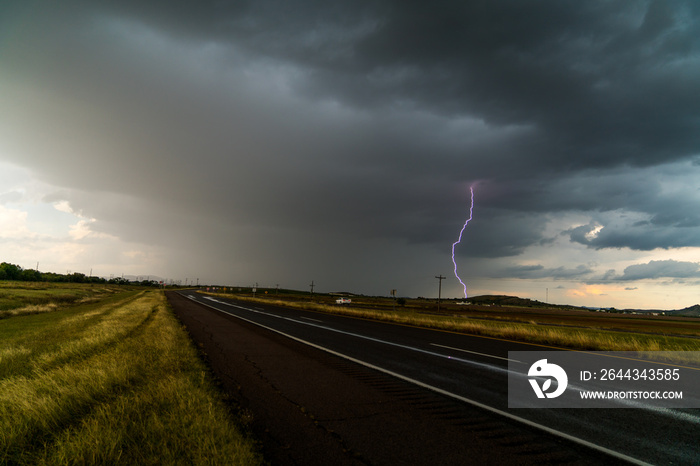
[451,185,474,298]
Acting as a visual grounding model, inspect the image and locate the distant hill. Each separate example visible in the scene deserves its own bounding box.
[464,295,700,315]
[463,295,577,309]
[466,295,535,306]
[670,304,700,317]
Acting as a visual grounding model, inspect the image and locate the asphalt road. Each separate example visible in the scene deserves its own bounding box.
[168,291,700,465]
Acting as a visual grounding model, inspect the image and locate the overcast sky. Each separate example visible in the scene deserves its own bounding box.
[1,0,699,309]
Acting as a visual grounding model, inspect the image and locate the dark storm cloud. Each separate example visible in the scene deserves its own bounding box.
[191,0,700,256]
[619,260,700,280]
[498,264,594,280]
[568,220,700,250]
[83,0,700,169]
[228,0,700,168]
[2,0,700,296]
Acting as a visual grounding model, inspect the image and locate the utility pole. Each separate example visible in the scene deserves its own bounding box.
[309,280,315,299]
[435,275,446,312]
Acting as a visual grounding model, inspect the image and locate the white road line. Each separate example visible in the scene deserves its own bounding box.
[183,294,651,466]
[186,295,700,419]
[228,304,512,374]
[187,295,510,373]
[430,343,521,363]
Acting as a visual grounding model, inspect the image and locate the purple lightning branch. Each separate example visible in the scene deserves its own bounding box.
[451,186,474,298]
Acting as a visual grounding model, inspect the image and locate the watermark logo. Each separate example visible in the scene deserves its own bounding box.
[528,359,568,398]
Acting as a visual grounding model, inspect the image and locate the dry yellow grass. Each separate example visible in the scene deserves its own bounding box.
[0,303,58,318]
[0,290,262,465]
[213,293,700,353]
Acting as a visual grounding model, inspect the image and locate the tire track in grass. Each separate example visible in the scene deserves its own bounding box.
[0,294,160,462]
[1,291,262,465]
[0,291,144,379]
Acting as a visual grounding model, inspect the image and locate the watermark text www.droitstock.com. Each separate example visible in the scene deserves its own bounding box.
[579,390,682,400]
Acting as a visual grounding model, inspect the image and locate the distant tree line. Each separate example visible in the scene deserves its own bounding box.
[0,262,160,286]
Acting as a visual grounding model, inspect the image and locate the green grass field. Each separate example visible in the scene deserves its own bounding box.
[0,284,261,465]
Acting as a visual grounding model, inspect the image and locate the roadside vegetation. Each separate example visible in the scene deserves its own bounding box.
[0,286,261,465]
[208,290,700,354]
[0,261,152,285]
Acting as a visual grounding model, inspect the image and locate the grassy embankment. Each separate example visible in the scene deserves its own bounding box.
[0,284,261,465]
[209,291,700,354]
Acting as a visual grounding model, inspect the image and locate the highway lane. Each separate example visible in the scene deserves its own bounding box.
[180,292,700,465]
